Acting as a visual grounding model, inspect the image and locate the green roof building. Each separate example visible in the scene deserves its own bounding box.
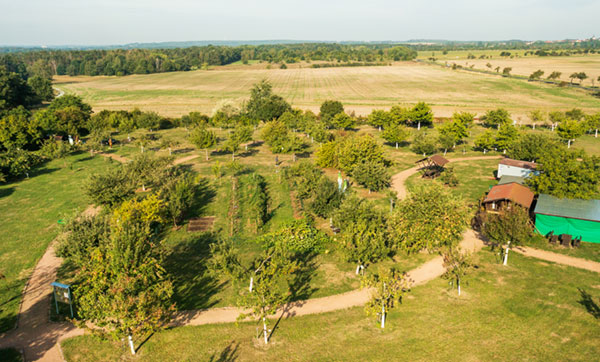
[533,194,600,243]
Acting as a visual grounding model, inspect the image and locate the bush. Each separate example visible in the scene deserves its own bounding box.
[439,166,459,187]
[85,167,135,207]
[411,132,436,155]
[307,176,343,218]
[350,159,390,192]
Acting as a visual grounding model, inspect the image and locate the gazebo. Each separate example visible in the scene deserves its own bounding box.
[415,154,449,179]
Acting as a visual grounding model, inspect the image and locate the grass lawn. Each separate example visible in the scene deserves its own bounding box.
[60,249,600,361]
[0,152,115,333]
[405,158,499,205]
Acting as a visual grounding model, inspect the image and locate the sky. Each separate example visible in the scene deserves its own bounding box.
[1,0,599,46]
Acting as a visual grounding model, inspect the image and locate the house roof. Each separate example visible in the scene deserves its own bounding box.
[483,183,534,209]
[534,194,600,222]
[498,175,526,186]
[499,158,538,170]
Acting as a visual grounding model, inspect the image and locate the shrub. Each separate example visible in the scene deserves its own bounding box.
[56,214,110,266]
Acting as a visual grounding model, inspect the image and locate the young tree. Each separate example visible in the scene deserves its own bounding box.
[381,123,410,148]
[481,108,511,128]
[74,219,174,355]
[502,67,512,76]
[441,247,472,296]
[557,118,584,148]
[85,168,136,207]
[189,127,216,160]
[332,112,355,130]
[319,100,344,127]
[246,80,291,121]
[494,123,519,152]
[481,206,532,265]
[125,153,173,192]
[224,126,253,160]
[585,113,600,138]
[528,69,544,80]
[452,111,475,128]
[367,109,392,131]
[388,184,468,253]
[350,159,390,192]
[411,132,437,155]
[547,71,562,80]
[159,174,196,227]
[409,102,433,129]
[362,267,411,328]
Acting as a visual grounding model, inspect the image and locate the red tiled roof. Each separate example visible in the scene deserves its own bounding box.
[483,183,534,209]
[499,158,538,170]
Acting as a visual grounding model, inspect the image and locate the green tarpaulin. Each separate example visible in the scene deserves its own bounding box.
[535,214,600,243]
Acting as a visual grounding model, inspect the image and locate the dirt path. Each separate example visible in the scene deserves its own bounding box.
[391,155,502,198]
[97,152,129,163]
[173,154,199,165]
[3,155,597,360]
[0,206,99,361]
[513,246,600,273]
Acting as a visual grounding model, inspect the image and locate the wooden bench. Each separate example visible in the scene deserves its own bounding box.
[560,234,572,247]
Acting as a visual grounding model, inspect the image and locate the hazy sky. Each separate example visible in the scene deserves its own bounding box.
[1,0,599,45]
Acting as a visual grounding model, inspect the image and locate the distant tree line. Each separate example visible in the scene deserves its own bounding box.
[0,44,417,77]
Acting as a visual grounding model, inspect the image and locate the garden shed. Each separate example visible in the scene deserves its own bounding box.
[497,158,539,178]
[482,182,534,212]
[415,154,449,179]
[533,194,600,243]
[497,175,526,186]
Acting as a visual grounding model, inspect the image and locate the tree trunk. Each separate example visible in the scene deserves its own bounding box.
[142,184,146,192]
[443,149,447,156]
[457,278,461,296]
[128,334,136,355]
[249,277,254,292]
[205,149,209,161]
[232,152,235,161]
[503,241,511,266]
[568,139,571,148]
[141,145,144,153]
[381,305,386,329]
[595,129,598,138]
[263,317,268,344]
[395,142,398,149]
[417,121,421,130]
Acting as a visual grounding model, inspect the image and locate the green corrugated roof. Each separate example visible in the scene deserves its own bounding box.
[534,194,600,222]
[498,175,526,185]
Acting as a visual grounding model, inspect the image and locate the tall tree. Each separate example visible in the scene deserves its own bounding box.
[319,100,344,128]
[245,80,291,121]
[409,102,433,129]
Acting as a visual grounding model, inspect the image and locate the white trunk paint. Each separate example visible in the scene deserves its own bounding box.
[395,142,398,149]
[417,121,421,130]
[568,139,571,148]
[263,317,268,344]
[205,149,209,161]
[595,129,598,138]
[503,241,511,266]
[128,335,136,355]
[381,306,386,329]
[444,149,447,156]
[249,277,254,292]
[533,123,536,130]
[457,278,461,296]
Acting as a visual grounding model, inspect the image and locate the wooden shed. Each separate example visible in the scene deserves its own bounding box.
[482,183,534,212]
[415,154,449,179]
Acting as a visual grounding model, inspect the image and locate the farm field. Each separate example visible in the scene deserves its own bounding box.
[419,51,600,86]
[60,249,600,361]
[54,61,600,119]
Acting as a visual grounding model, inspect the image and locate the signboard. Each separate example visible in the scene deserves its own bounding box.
[51,281,73,318]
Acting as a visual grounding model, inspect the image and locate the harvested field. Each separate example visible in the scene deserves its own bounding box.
[54,61,600,119]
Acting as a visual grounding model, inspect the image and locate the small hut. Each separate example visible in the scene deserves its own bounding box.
[497,158,539,179]
[415,154,449,179]
[482,183,534,213]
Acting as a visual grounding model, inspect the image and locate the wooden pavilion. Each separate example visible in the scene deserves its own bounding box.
[415,154,449,179]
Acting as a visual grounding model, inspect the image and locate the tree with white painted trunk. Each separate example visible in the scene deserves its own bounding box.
[189,126,216,160]
[441,246,472,296]
[481,206,532,265]
[363,267,411,328]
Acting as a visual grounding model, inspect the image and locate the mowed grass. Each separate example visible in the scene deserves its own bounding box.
[0,153,115,332]
[54,61,600,119]
[60,249,600,361]
[420,50,600,85]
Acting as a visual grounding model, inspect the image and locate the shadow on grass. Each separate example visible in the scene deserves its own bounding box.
[578,288,600,319]
[187,178,217,219]
[208,341,239,362]
[0,187,15,199]
[164,233,223,310]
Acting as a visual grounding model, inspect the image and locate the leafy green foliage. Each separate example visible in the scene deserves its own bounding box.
[246,80,291,121]
[557,118,584,143]
[238,173,268,234]
[332,112,355,130]
[189,127,216,150]
[0,148,42,178]
[56,214,110,267]
[409,102,433,127]
[389,184,468,253]
[350,159,390,192]
[85,167,135,207]
[159,174,197,226]
[411,132,437,155]
[481,206,532,247]
[307,175,344,218]
[473,130,495,151]
[0,106,41,151]
[439,166,459,187]
[381,124,410,147]
[319,100,344,127]
[494,123,519,151]
[362,267,410,325]
[527,148,600,199]
[481,108,511,128]
[125,153,173,191]
[441,246,472,295]
[507,133,562,162]
[333,196,390,266]
[367,110,392,129]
